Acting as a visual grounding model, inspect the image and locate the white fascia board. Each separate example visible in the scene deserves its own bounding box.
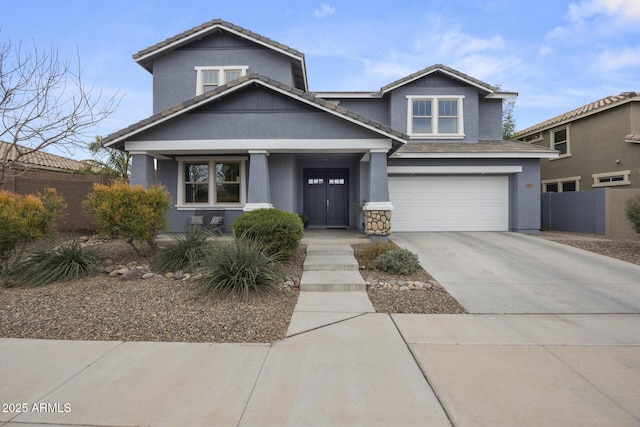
[390,151,559,159]
[388,166,523,175]
[382,68,493,94]
[314,92,380,98]
[125,139,392,153]
[486,92,518,99]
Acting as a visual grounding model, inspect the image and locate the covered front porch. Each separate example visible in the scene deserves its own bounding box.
[129,147,395,236]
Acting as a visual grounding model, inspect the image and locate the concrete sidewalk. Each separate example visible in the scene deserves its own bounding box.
[2,314,639,426]
[2,239,639,426]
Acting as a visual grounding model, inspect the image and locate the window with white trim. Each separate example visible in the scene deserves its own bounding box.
[542,176,581,192]
[407,96,464,138]
[592,170,631,188]
[178,158,246,207]
[550,127,570,158]
[195,66,248,95]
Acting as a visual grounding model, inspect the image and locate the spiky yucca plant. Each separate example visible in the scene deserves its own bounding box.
[10,240,102,287]
[151,226,213,273]
[196,236,282,301]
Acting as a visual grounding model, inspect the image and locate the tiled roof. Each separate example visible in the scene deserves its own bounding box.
[380,64,498,94]
[517,92,640,136]
[0,141,85,172]
[394,140,558,155]
[134,19,304,64]
[102,74,408,149]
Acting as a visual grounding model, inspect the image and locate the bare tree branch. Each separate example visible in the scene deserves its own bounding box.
[0,38,121,184]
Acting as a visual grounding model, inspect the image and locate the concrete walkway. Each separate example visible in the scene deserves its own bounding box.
[2,235,640,426]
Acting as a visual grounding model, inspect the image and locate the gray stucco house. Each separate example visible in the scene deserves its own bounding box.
[103,19,557,235]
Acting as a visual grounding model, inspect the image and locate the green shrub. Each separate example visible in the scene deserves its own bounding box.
[36,188,67,233]
[0,190,54,283]
[232,208,303,257]
[374,248,420,275]
[10,240,102,287]
[196,236,282,301]
[84,181,171,253]
[151,227,213,273]
[354,240,397,270]
[625,195,640,234]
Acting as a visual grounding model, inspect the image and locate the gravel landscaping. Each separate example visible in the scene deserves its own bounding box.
[6,230,632,343]
[537,231,640,266]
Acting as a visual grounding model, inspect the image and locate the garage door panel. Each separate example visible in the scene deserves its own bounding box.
[389,176,508,231]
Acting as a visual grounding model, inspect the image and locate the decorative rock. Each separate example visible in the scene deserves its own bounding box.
[399,285,409,291]
[173,270,185,280]
[164,272,174,279]
[117,267,129,275]
[107,270,120,277]
[78,236,90,242]
[125,268,144,281]
[104,266,114,274]
[142,272,155,280]
[104,259,114,266]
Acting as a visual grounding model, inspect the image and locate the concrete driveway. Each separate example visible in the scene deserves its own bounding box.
[391,232,640,314]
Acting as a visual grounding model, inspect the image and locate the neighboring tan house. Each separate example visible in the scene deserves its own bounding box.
[516,92,640,239]
[0,140,110,231]
[102,19,556,236]
[516,92,640,193]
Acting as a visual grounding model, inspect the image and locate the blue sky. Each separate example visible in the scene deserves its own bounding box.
[1,0,639,159]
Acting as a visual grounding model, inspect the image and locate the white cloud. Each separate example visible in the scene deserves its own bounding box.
[568,0,640,21]
[437,32,505,56]
[593,47,640,71]
[314,3,335,19]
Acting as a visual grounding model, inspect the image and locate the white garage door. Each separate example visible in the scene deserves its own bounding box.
[389,176,509,231]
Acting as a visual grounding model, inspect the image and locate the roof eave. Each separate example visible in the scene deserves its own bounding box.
[103,75,407,150]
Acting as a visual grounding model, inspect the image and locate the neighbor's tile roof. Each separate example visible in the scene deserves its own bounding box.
[517,92,640,136]
[395,140,558,155]
[133,19,304,63]
[102,74,408,149]
[0,141,85,172]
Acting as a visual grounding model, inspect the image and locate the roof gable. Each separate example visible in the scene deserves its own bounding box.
[517,91,640,136]
[381,64,498,95]
[102,74,407,150]
[133,19,307,89]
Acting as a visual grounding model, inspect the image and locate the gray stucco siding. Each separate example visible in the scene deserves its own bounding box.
[389,73,481,141]
[130,111,384,141]
[331,98,390,125]
[269,154,297,212]
[478,98,503,140]
[152,47,296,113]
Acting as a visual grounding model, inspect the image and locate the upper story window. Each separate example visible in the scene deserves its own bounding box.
[195,66,249,95]
[550,127,571,158]
[592,170,631,188]
[406,96,465,138]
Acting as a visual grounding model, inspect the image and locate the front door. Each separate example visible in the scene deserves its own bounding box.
[303,168,349,228]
